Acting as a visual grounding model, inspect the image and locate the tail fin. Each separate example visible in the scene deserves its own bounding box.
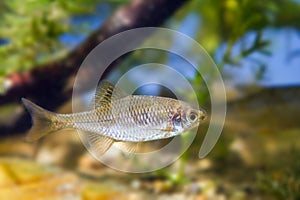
[22,98,58,141]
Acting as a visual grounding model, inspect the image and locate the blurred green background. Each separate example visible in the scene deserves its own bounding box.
[0,0,300,199]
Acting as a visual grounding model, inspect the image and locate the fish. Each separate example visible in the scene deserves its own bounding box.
[22,81,207,155]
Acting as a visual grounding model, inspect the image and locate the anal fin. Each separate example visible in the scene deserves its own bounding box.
[84,131,114,155]
[115,142,141,154]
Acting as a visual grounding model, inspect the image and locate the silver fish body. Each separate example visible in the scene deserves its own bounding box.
[56,95,205,142]
[22,81,207,154]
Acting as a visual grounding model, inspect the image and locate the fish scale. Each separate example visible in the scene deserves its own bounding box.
[46,96,174,141]
[22,81,207,154]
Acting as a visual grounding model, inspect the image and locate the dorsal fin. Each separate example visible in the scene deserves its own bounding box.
[91,80,129,108]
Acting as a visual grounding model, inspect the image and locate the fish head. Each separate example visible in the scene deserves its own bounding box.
[171,101,207,133]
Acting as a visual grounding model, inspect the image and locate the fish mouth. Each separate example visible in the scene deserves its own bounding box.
[199,110,207,122]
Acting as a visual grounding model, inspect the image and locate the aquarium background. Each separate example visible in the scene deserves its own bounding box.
[0,0,299,199]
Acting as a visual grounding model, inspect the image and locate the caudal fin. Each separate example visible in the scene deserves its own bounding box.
[22,98,58,141]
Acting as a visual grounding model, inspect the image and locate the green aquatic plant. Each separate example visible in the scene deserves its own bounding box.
[257,148,300,200]
[0,0,123,78]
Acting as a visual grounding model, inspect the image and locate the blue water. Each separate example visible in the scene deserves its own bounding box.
[219,28,300,86]
[60,3,300,87]
[59,3,112,49]
[175,13,300,86]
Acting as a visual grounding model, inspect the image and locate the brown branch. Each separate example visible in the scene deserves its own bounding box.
[0,0,188,136]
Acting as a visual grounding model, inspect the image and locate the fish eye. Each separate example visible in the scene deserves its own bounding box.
[188,112,198,122]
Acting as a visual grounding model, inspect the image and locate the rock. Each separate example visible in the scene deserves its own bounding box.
[35,131,85,169]
[184,182,201,195]
[0,164,15,187]
[157,193,189,200]
[0,158,80,200]
[0,137,34,157]
[81,182,129,200]
[153,180,174,194]
[77,152,106,176]
[197,159,212,171]
[230,190,246,200]
[131,179,142,190]
[0,158,54,184]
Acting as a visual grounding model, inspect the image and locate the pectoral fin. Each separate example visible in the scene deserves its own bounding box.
[84,131,114,155]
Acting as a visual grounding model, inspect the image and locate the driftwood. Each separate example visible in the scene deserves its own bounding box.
[0,0,188,136]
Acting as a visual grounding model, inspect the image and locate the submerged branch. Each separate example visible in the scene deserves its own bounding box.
[0,0,188,136]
